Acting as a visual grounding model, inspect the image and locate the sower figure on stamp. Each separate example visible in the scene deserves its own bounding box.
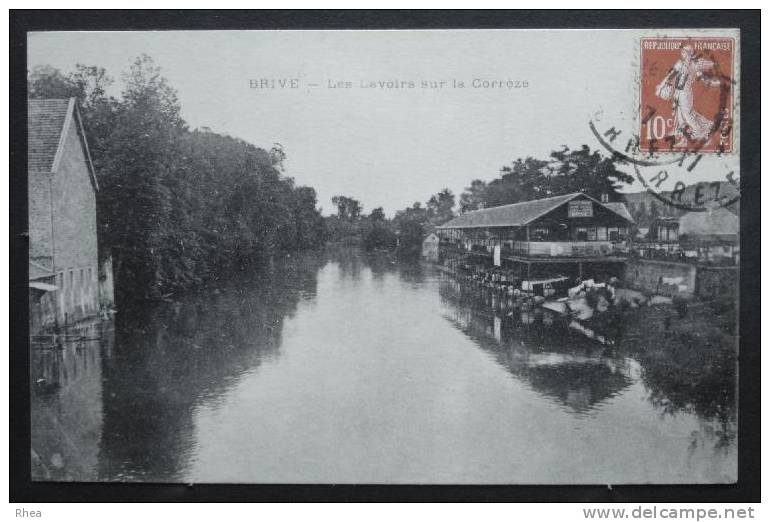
[655,44,722,148]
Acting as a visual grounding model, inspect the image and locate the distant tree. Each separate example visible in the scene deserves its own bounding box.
[28,64,86,100]
[459,179,487,213]
[484,157,551,208]
[547,145,634,200]
[369,207,386,222]
[462,145,634,211]
[392,202,430,259]
[426,188,455,225]
[331,195,363,220]
[363,207,397,252]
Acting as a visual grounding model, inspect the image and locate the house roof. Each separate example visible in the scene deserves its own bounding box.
[30,281,58,292]
[602,202,634,223]
[679,207,739,239]
[28,98,98,190]
[438,192,634,229]
[28,99,71,172]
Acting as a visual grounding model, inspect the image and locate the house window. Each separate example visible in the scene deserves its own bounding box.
[597,227,608,241]
[576,227,588,241]
[532,226,549,240]
[586,227,597,241]
[57,272,64,290]
[608,228,619,241]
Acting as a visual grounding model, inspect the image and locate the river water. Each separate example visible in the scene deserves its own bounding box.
[30,248,737,484]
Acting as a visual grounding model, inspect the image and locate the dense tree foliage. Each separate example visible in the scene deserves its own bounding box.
[29,56,325,301]
[325,188,456,258]
[459,179,487,213]
[389,189,456,258]
[324,195,365,245]
[392,202,431,258]
[362,206,397,251]
[460,146,634,213]
[363,223,398,252]
[331,195,363,220]
[426,188,455,225]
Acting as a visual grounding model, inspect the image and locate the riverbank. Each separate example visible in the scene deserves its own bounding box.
[434,251,737,337]
[30,248,736,483]
[437,265,737,449]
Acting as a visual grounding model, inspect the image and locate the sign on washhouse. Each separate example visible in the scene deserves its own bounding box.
[568,200,593,218]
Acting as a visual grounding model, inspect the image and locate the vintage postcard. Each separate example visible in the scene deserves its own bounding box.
[25,27,742,485]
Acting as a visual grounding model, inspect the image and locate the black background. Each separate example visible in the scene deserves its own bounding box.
[9,9,761,502]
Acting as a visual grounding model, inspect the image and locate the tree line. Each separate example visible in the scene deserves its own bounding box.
[457,146,633,213]
[327,146,634,257]
[28,56,325,302]
[324,188,457,258]
[29,55,636,294]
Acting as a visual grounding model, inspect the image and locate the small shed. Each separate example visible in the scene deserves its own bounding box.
[679,207,739,262]
[422,233,440,262]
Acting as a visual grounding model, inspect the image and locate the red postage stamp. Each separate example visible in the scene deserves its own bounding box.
[639,37,735,153]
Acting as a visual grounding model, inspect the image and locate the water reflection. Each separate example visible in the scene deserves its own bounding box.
[611,305,738,451]
[30,320,114,481]
[96,252,324,481]
[439,276,633,415]
[438,272,737,448]
[30,248,736,483]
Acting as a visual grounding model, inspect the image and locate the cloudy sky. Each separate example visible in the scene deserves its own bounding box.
[29,29,739,216]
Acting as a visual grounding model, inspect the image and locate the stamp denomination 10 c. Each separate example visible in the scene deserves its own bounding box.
[639,37,735,154]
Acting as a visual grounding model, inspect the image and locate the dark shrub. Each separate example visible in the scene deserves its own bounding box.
[363,226,397,252]
[673,295,688,319]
